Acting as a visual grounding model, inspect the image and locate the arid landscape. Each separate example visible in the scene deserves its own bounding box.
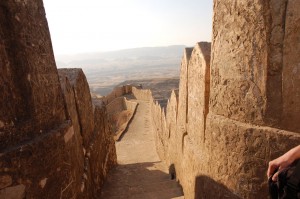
[56,46,183,96]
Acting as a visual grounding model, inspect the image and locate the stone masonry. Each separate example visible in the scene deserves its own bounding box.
[133,1,300,198]
[0,1,116,198]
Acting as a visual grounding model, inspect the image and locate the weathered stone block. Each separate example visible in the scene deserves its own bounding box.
[0,0,66,150]
[58,69,94,147]
[204,113,300,198]
[88,105,117,196]
[187,42,211,145]
[282,0,300,132]
[0,184,25,199]
[210,0,300,131]
[177,48,193,134]
[0,122,84,199]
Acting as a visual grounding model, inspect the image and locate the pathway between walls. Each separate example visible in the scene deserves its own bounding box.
[100,99,184,199]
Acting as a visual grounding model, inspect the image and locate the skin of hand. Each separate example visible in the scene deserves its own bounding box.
[267,145,300,181]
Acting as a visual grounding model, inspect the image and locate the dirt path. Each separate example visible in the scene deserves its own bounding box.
[100,99,184,199]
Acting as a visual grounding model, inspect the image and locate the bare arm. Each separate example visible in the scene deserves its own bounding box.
[267,145,300,181]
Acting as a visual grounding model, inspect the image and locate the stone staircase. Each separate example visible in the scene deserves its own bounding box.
[100,162,184,198]
[100,99,184,199]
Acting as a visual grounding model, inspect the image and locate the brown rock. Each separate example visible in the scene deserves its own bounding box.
[0,175,12,189]
[0,1,117,198]
[58,68,94,147]
[0,0,66,150]
[0,184,25,199]
[282,0,300,132]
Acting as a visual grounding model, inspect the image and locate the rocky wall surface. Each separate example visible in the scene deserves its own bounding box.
[102,85,133,105]
[176,48,193,136]
[132,87,153,101]
[106,97,127,116]
[0,1,116,198]
[59,69,117,198]
[282,0,300,132]
[0,0,66,151]
[187,42,211,146]
[150,0,300,198]
[58,69,95,148]
[0,122,85,199]
[203,1,300,197]
[105,96,138,141]
[165,90,178,166]
[88,105,117,197]
[210,0,300,132]
[167,48,192,185]
[0,1,78,198]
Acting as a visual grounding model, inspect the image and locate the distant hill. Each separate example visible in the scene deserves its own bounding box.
[55,45,186,68]
[55,45,187,96]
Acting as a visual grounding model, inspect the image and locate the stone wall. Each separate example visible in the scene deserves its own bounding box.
[106,97,127,116]
[105,96,138,141]
[59,69,117,198]
[0,1,116,198]
[0,0,66,151]
[145,1,300,198]
[132,87,153,101]
[102,85,133,105]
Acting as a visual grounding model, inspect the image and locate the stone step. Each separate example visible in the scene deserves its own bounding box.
[104,174,174,188]
[101,185,184,199]
[101,180,183,197]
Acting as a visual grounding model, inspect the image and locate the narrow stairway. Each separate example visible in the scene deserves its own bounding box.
[101,99,184,199]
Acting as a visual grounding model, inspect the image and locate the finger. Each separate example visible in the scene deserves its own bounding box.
[272,171,279,182]
[267,163,276,178]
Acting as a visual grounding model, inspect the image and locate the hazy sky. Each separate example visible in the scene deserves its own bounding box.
[43,0,213,55]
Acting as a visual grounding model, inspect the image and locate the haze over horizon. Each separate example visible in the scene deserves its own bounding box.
[43,0,213,56]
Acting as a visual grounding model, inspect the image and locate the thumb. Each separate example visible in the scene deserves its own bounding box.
[267,162,278,178]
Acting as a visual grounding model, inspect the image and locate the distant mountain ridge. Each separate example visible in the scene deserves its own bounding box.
[55,45,187,96]
[55,45,186,68]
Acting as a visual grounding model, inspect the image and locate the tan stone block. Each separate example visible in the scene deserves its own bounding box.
[177,48,193,133]
[0,175,12,189]
[282,0,300,132]
[0,184,25,199]
[210,0,300,131]
[187,42,211,145]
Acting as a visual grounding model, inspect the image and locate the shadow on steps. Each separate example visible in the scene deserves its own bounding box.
[101,162,184,199]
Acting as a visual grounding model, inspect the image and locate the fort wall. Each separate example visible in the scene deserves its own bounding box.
[0,2,116,198]
[132,7,300,195]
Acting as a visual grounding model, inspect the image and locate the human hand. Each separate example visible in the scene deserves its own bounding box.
[267,156,292,181]
[267,145,300,181]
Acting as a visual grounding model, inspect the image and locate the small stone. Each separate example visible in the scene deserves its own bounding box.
[27,74,31,81]
[14,15,20,22]
[83,173,88,180]
[80,182,85,192]
[39,178,47,189]
[64,126,74,143]
[0,120,4,128]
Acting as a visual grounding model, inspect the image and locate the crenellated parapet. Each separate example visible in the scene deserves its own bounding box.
[144,1,300,197]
